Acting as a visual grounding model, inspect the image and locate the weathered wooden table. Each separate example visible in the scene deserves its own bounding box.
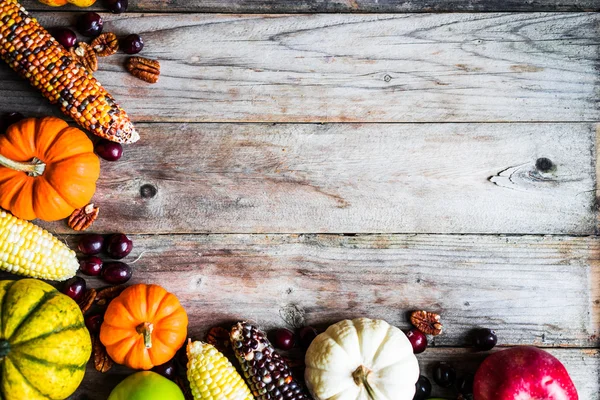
[3,0,600,398]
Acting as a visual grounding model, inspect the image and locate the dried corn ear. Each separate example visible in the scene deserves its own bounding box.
[0,0,139,143]
[187,340,254,400]
[0,209,79,281]
[231,322,311,400]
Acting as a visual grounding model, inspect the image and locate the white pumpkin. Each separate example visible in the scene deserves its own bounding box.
[305,318,420,400]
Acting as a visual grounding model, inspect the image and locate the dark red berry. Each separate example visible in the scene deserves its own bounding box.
[79,256,103,276]
[105,0,128,13]
[473,328,498,351]
[77,12,103,37]
[78,234,104,255]
[152,360,176,380]
[102,261,132,284]
[0,112,25,133]
[95,139,123,161]
[298,326,318,349]
[62,277,86,302]
[457,374,474,396]
[105,233,133,259]
[433,362,456,388]
[121,34,144,54]
[51,28,78,49]
[413,375,432,400]
[271,328,295,350]
[406,328,428,354]
[84,313,104,334]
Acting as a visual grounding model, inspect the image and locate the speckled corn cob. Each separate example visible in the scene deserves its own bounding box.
[0,0,139,143]
[187,340,254,400]
[231,322,311,400]
[0,209,79,281]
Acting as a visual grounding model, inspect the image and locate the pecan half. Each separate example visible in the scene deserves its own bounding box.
[410,310,443,335]
[126,56,160,83]
[91,32,119,57]
[95,285,126,307]
[92,334,114,373]
[68,203,99,231]
[205,326,231,354]
[78,288,97,314]
[70,42,98,74]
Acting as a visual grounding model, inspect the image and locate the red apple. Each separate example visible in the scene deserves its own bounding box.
[474,346,578,400]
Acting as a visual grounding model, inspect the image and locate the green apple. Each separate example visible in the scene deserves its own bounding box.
[108,371,185,400]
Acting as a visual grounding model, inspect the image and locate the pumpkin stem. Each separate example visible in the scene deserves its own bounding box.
[352,365,378,400]
[0,154,46,177]
[136,322,154,349]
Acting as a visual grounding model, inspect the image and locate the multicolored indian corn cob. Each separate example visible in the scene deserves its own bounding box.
[0,0,139,143]
[231,322,311,400]
[0,209,79,281]
[187,340,254,400]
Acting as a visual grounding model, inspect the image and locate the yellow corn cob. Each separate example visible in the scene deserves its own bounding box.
[187,340,254,400]
[0,209,79,281]
[0,0,139,144]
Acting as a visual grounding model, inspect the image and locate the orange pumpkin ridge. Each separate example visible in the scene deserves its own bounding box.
[100,284,189,370]
[0,117,100,221]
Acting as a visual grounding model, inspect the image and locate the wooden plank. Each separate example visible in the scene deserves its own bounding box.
[31,233,599,347]
[71,348,600,399]
[19,0,600,13]
[38,122,597,235]
[1,13,598,123]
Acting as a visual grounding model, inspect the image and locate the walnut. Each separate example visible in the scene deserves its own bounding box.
[92,334,114,373]
[68,203,99,231]
[70,42,98,74]
[126,56,160,83]
[78,288,97,314]
[95,285,126,307]
[410,310,443,335]
[91,32,119,57]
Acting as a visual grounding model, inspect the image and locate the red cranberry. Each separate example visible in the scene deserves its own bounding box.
[77,12,103,37]
[105,0,128,13]
[78,234,104,255]
[271,328,295,350]
[51,28,78,49]
[84,313,104,334]
[62,277,86,302]
[121,34,144,54]
[298,326,318,349]
[102,261,132,284]
[406,328,428,354]
[433,362,456,388]
[473,328,497,351]
[105,233,133,259]
[95,139,123,161]
[414,375,432,400]
[152,360,176,380]
[79,256,103,276]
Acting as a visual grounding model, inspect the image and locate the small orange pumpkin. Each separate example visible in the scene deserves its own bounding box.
[0,117,100,221]
[100,284,189,370]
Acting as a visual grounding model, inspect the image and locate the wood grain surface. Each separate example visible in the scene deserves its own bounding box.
[45,233,599,348]
[38,122,598,235]
[19,0,600,13]
[1,12,598,123]
[71,348,600,399]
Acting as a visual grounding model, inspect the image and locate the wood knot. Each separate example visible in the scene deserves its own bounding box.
[140,184,158,198]
[535,157,555,173]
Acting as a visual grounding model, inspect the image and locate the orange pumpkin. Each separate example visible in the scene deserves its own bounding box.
[100,284,189,370]
[0,117,100,221]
